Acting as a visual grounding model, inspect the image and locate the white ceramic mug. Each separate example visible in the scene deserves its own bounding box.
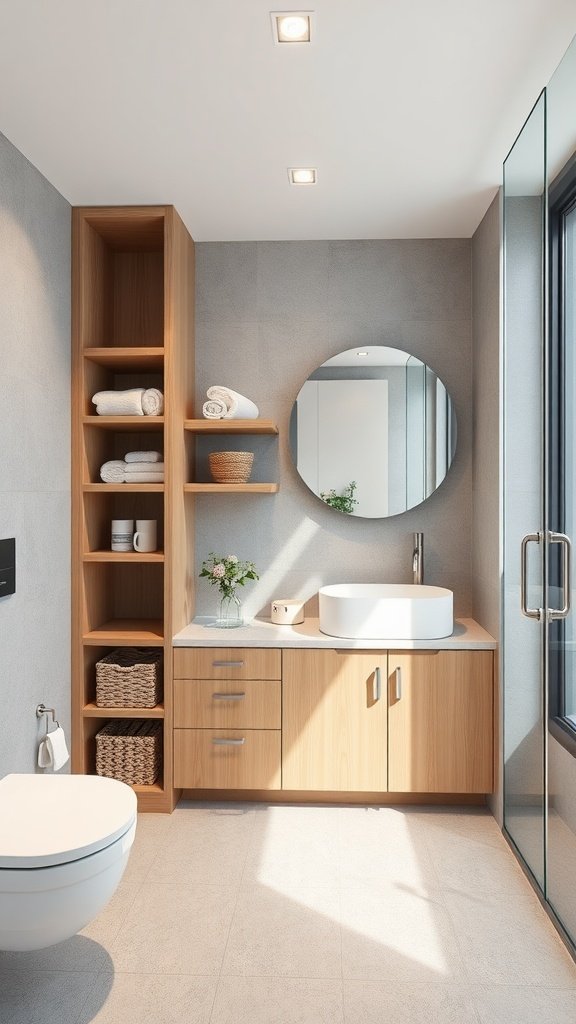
[133,520,157,553]
[111,519,134,552]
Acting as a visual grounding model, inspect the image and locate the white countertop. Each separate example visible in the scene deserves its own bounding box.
[173,616,497,650]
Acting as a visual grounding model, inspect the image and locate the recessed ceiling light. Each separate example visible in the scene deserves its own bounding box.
[288,167,317,185]
[271,11,313,44]
[356,351,369,357]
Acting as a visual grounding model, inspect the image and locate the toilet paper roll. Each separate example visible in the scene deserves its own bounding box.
[271,599,305,625]
[38,727,70,772]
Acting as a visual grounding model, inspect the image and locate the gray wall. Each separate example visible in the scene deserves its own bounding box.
[0,132,71,776]
[194,240,472,620]
[471,193,502,820]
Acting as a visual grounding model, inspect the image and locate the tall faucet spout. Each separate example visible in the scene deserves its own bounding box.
[413,532,424,585]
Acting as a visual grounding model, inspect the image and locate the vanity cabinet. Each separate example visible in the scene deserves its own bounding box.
[282,648,493,795]
[173,647,282,790]
[387,650,494,793]
[282,650,388,791]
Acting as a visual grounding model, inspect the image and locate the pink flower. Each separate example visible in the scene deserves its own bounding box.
[212,563,226,578]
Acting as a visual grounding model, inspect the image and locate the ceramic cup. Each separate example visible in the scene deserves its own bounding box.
[111,519,134,552]
[133,520,158,553]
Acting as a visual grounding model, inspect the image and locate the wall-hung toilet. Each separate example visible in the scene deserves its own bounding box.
[0,773,137,951]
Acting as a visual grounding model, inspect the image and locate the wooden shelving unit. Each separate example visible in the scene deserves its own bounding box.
[72,206,195,812]
[184,483,279,494]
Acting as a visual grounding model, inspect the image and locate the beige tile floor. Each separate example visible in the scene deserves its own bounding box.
[1,802,575,1023]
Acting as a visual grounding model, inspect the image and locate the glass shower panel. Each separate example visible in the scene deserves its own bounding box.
[546,32,576,947]
[503,92,547,888]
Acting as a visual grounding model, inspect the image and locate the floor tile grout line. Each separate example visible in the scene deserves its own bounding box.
[206,803,259,1023]
[71,967,102,1024]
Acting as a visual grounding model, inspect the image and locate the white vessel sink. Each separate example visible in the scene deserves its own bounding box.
[319,583,454,640]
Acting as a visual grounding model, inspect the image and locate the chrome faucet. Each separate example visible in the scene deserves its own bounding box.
[412,532,424,585]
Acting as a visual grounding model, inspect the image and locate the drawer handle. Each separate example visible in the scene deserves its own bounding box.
[373,666,382,702]
[212,660,245,667]
[212,692,246,700]
[395,667,402,701]
[212,737,246,746]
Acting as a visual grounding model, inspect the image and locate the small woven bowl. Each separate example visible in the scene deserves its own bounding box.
[209,451,254,483]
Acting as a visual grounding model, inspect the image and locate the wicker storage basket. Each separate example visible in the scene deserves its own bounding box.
[95,648,162,708]
[95,720,162,785]
[209,451,254,483]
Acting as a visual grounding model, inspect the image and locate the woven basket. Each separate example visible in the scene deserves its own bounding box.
[209,451,254,483]
[95,720,162,785]
[95,648,162,708]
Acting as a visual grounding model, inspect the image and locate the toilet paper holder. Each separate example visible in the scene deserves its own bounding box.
[36,703,60,731]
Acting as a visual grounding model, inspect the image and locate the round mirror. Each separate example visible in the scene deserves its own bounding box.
[289,345,457,518]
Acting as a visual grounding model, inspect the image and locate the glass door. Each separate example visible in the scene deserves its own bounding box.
[502,91,547,888]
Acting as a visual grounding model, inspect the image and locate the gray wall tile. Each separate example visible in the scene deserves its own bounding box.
[0,131,70,777]
[194,240,473,620]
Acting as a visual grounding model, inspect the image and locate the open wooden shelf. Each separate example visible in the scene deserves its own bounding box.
[184,483,279,493]
[133,782,165,796]
[83,550,165,563]
[84,347,164,370]
[83,702,165,718]
[82,415,164,430]
[185,418,278,435]
[83,483,165,493]
[82,618,165,645]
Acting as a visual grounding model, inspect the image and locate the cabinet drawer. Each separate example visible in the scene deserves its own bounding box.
[174,729,281,789]
[174,648,281,680]
[174,678,281,729]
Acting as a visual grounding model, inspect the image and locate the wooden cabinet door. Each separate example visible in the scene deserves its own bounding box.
[282,650,388,791]
[387,650,494,793]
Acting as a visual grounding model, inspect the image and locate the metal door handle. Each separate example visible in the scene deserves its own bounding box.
[521,532,543,620]
[373,667,381,702]
[212,692,246,700]
[212,737,245,746]
[212,660,245,667]
[549,531,572,620]
[394,667,402,701]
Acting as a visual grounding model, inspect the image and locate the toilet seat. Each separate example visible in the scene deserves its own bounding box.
[0,774,137,869]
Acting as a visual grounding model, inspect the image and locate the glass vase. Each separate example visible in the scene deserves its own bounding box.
[214,592,243,628]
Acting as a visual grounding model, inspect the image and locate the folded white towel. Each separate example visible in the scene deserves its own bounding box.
[92,388,145,416]
[126,472,164,483]
[92,388,164,417]
[100,460,126,483]
[202,398,227,419]
[38,727,70,772]
[124,451,163,463]
[141,388,164,416]
[205,386,259,420]
[125,462,165,475]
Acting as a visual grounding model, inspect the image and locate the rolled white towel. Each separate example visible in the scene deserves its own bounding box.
[125,462,165,475]
[125,471,164,483]
[206,386,259,420]
[124,450,163,463]
[92,389,145,416]
[100,460,126,483]
[202,399,227,419]
[141,388,164,416]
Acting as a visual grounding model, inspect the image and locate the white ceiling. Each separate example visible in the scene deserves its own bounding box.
[0,0,575,241]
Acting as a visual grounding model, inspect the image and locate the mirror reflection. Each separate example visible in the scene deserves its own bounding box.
[289,345,457,518]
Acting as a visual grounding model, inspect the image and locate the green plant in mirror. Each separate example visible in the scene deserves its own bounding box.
[320,481,358,514]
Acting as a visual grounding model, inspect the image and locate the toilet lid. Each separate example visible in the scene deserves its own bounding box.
[0,774,137,869]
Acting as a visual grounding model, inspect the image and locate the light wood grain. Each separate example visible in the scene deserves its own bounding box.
[174,729,281,789]
[174,647,281,680]
[184,483,279,493]
[174,679,281,729]
[387,650,494,793]
[83,702,165,718]
[282,649,388,792]
[83,550,165,562]
[82,415,164,430]
[184,419,279,435]
[83,347,165,370]
[82,618,164,644]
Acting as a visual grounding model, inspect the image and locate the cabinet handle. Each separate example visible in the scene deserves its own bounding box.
[212,660,245,667]
[395,667,402,701]
[373,667,382,702]
[212,692,246,700]
[212,737,246,746]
